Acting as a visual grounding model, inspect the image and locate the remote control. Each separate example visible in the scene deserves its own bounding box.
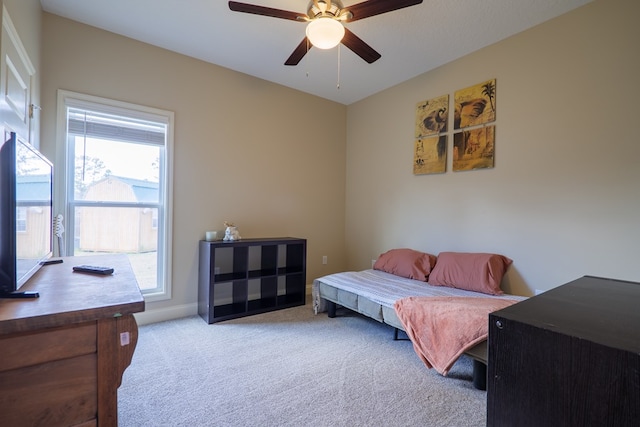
[72,265,114,275]
[41,259,63,265]
[0,291,39,299]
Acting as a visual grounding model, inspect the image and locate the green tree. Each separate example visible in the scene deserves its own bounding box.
[75,155,111,198]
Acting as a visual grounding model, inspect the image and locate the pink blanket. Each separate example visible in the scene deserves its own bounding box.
[394,296,518,375]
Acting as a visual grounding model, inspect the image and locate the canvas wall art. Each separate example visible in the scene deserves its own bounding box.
[454,79,496,130]
[414,135,447,175]
[414,94,448,174]
[415,94,449,138]
[453,125,495,171]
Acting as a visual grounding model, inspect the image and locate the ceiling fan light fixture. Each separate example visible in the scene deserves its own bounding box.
[305,17,344,49]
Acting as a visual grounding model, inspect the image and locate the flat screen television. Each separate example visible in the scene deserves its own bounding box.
[0,132,53,297]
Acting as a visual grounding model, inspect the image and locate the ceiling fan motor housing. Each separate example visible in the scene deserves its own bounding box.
[309,1,339,17]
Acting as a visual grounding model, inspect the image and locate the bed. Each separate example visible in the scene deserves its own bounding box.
[312,250,527,390]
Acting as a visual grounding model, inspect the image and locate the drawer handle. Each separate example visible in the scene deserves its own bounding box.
[496,320,504,329]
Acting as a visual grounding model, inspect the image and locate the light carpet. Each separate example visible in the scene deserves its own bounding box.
[118,301,486,426]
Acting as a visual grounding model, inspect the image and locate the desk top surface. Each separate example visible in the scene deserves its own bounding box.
[491,275,640,353]
[0,254,145,335]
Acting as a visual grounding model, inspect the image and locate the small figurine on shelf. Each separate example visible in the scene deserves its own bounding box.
[223,221,241,241]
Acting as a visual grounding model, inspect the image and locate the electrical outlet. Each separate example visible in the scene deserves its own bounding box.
[322,256,328,265]
[372,259,376,268]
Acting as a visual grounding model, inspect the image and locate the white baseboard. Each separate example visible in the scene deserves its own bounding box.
[134,302,198,326]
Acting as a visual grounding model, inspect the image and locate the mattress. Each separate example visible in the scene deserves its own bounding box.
[313,269,526,331]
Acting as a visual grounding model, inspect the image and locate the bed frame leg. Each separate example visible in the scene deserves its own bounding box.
[327,301,337,318]
[393,328,410,341]
[472,360,487,391]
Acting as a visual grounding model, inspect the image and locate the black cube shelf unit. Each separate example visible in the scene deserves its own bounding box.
[198,237,307,323]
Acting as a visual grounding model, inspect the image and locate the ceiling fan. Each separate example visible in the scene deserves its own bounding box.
[228,0,423,66]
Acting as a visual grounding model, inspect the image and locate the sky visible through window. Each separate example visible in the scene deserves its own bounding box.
[75,136,159,184]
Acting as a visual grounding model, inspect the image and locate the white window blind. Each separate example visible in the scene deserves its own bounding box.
[67,108,166,146]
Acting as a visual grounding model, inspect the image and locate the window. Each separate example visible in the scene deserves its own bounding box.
[57,91,174,300]
[16,207,27,232]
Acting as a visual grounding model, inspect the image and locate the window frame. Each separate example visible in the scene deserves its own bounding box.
[16,207,27,233]
[56,90,174,302]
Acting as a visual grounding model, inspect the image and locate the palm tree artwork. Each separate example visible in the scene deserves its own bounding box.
[452,79,497,171]
[454,79,496,130]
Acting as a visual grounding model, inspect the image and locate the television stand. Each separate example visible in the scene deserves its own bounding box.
[0,254,144,426]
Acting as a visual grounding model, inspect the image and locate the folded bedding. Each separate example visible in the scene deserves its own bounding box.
[394,296,519,375]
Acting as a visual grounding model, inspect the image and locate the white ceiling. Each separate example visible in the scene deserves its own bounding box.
[40,0,591,105]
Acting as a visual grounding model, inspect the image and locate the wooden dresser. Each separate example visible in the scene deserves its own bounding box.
[0,255,145,427]
[487,275,640,426]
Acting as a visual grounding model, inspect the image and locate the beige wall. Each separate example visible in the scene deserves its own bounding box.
[40,14,347,319]
[345,0,640,295]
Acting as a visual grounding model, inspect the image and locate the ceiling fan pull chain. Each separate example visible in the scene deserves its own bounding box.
[306,38,310,78]
[337,44,341,90]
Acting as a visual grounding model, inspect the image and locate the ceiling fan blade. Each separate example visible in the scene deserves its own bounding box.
[345,0,423,22]
[341,28,381,64]
[285,38,310,66]
[228,1,303,21]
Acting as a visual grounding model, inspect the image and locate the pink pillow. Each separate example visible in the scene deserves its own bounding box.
[373,248,437,281]
[428,252,512,295]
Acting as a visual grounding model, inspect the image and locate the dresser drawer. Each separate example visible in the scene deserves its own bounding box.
[0,353,97,426]
[0,322,96,372]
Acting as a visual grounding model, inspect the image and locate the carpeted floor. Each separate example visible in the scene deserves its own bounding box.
[118,301,487,426]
